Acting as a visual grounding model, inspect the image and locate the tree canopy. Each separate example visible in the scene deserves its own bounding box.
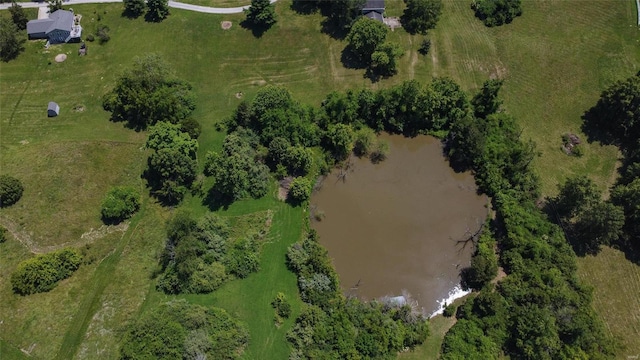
[244,0,277,34]
[0,174,24,207]
[9,2,29,30]
[472,0,522,27]
[0,17,24,62]
[145,0,170,22]
[346,17,389,62]
[401,0,443,34]
[123,0,146,18]
[103,54,195,129]
[101,186,140,224]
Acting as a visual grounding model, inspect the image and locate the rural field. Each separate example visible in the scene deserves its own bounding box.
[0,0,639,358]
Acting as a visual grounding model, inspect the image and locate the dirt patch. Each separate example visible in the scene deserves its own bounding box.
[72,105,86,112]
[235,92,243,99]
[277,176,293,201]
[384,17,401,31]
[221,21,232,30]
[55,54,67,63]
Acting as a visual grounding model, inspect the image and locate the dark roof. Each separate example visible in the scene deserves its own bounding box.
[27,10,73,35]
[364,11,384,22]
[362,0,385,12]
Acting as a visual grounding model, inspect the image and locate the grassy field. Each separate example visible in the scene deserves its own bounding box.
[0,0,639,358]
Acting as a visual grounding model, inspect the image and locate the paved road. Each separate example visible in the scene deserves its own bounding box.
[0,0,277,14]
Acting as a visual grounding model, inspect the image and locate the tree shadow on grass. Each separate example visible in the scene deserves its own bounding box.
[321,17,350,40]
[202,187,234,211]
[580,103,620,148]
[340,45,367,70]
[290,0,320,15]
[240,19,272,38]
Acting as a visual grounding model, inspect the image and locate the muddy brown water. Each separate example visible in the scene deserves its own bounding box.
[310,133,488,314]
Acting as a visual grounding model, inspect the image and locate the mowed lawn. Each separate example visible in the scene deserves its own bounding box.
[0,0,639,359]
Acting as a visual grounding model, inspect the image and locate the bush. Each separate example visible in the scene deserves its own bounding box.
[0,174,24,207]
[418,38,431,55]
[0,225,7,243]
[85,34,94,42]
[101,186,140,223]
[272,292,292,319]
[443,303,456,317]
[288,177,312,205]
[11,248,82,295]
[96,24,110,43]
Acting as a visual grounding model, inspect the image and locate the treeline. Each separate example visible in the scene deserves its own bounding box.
[286,230,430,359]
[574,72,640,252]
[156,211,268,294]
[440,81,615,357]
[120,299,248,359]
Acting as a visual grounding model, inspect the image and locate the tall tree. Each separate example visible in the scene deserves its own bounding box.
[244,0,277,31]
[346,17,388,62]
[582,72,640,150]
[146,0,170,22]
[9,2,29,30]
[401,0,443,34]
[0,17,24,62]
[47,0,63,13]
[472,79,503,118]
[472,0,523,27]
[370,42,404,76]
[123,0,146,18]
[103,55,195,129]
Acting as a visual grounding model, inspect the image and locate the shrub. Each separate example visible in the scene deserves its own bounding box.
[85,34,94,42]
[11,248,82,295]
[443,303,456,317]
[0,225,7,243]
[0,174,24,207]
[96,24,110,43]
[100,186,140,224]
[418,38,431,55]
[288,177,312,205]
[272,292,292,319]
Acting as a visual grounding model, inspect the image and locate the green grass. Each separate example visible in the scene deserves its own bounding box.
[1,0,639,359]
[577,247,640,357]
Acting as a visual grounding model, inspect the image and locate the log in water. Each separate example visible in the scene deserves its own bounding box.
[310,133,487,315]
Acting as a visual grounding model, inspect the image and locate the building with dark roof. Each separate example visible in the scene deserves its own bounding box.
[362,0,385,22]
[27,10,82,44]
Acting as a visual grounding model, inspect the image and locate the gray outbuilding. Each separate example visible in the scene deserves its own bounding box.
[48,102,60,117]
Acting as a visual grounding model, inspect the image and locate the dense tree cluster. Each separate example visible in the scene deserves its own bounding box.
[0,174,24,207]
[156,211,265,294]
[11,248,82,295]
[286,230,429,359]
[144,122,198,205]
[461,225,498,290]
[440,79,614,358]
[204,131,271,202]
[401,0,443,35]
[120,300,248,360]
[103,55,196,130]
[471,0,522,27]
[582,72,640,249]
[100,186,140,224]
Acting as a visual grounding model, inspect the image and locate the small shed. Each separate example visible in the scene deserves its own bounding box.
[48,102,60,117]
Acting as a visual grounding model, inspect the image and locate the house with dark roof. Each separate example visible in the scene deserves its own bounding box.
[362,0,385,22]
[27,10,82,44]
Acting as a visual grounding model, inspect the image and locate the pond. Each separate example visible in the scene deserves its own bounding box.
[310,133,488,316]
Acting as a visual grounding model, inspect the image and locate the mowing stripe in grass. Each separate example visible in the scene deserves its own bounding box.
[53,203,147,360]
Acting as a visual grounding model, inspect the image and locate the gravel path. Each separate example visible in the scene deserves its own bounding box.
[0,0,278,14]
